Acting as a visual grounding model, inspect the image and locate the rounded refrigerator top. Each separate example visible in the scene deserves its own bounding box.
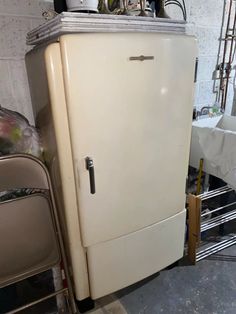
[26,12,186,46]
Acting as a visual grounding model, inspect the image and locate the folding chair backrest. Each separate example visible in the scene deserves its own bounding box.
[0,154,49,191]
[0,154,60,288]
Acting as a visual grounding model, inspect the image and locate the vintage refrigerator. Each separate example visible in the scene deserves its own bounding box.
[26,13,197,303]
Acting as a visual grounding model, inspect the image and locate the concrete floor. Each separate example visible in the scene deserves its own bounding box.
[90,245,236,314]
[1,245,236,314]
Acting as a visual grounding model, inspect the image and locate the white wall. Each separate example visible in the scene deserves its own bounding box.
[166,0,235,115]
[0,0,234,122]
[0,0,53,124]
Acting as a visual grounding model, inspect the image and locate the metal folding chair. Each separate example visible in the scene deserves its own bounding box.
[0,154,76,313]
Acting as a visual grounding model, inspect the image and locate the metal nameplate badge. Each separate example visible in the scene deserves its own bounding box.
[129,55,154,61]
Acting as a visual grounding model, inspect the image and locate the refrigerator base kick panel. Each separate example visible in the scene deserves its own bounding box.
[87,209,186,299]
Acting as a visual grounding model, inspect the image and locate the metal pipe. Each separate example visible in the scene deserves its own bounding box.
[220,0,234,111]
[222,5,236,110]
[197,236,236,256]
[199,106,213,115]
[201,200,236,217]
[213,0,227,103]
[201,188,233,201]
[156,0,169,18]
[201,189,233,200]
[220,0,233,90]
[203,173,210,192]
[198,235,236,254]
[196,158,204,195]
[196,235,236,261]
[201,209,236,232]
[139,0,147,16]
[198,185,230,198]
[197,240,236,260]
[165,1,186,20]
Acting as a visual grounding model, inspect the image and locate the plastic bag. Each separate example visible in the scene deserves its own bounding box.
[0,106,41,157]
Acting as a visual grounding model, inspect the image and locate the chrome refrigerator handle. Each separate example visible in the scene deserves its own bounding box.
[85,157,96,194]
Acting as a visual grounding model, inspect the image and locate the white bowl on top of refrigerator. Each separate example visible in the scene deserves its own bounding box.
[66,0,98,12]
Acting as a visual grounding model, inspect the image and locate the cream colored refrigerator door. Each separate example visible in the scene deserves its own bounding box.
[60,33,196,247]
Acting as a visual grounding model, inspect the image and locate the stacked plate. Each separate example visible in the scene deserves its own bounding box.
[26,12,186,46]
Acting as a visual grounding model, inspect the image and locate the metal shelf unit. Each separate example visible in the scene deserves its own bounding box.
[188,186,236,264]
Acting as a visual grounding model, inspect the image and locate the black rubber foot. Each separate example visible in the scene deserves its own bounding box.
[166,260,180,270]
[76,297,95,313]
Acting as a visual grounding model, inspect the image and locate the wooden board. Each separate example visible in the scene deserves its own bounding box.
[188,194,201,264]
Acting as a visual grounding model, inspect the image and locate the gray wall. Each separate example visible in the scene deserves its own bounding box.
[0,0,234,122]
[0,0,53,124]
